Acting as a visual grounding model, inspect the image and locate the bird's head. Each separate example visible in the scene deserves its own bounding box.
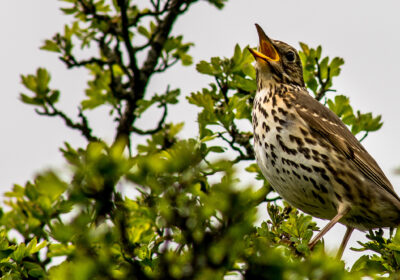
[249,24,305,88]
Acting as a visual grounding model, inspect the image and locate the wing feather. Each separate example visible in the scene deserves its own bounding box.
[292,90,399,201]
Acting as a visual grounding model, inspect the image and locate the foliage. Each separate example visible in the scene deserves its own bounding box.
[0,0,397,279]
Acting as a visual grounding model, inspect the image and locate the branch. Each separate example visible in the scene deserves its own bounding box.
[265,196,282,202]
[218,132,245,158]
[35,102,98,142]
[115,0,194,143]
[229,125,254,162]
[117,0,140,78]
[60,56,107,69]
[358,131,368,142]
[314,58,335,101]
[215,77,229,104]
[131,103,168,135]
[154,56,180,72]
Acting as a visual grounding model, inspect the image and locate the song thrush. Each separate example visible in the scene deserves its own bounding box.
[249,24,400,258]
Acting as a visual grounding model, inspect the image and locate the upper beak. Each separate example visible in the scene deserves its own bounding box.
[249,24,280,62]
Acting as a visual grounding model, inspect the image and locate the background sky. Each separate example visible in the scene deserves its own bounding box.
[1,0,400,266]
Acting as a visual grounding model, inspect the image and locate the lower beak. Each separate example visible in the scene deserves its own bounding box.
[249,24,280,62]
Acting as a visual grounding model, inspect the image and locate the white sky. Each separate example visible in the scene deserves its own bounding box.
[1,0,400,267]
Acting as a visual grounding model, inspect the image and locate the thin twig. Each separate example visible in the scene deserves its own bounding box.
[358,131,369,142]
[215,77,229,104]
[131,103,168,135]
[265,196,282,202]
[315,57,332,101]
[35,101,98,142]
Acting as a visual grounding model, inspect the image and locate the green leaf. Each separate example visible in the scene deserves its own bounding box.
[196,61,215,75]
[21,74,37,92]
[41,40,61,53]
[11,243,26,262]
[299,42,310,55]
[20,94,43,105]
[36,68,51,95]
[60,7,77,15]
[138,26,150,38]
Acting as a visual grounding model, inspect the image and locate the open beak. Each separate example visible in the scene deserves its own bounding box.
[249,24,280,62]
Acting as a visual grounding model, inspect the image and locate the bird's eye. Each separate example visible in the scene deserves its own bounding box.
[285,51,295,62]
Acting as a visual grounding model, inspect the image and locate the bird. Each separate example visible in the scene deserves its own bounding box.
[249,23,400,258]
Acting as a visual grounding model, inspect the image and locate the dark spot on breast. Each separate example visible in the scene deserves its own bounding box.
[320,154,329,161]
[312,165,325,173]
[271,109,277,116]
[278,119,287,126]
[252,112,258,124]
[312,190,325,205]
[319,184,328,193]
[270,144,276,152]
[303,175,309,181]
[264,142,269,149]
[335,177,351,191]
[278,137,298,155]
[322,161,337,176]
[292,170,301,179]
[283,98,292,109]
[309,178,320,191]
[321,173,330,182]
[258,106,269,118]
[282,158,299,168]
[305,138,317,145]
[300,128,309,136]
[276,126,283,132]
[271,160,276,167]
[289,135,304,146]
[334,192,342,202]
[298,147,310,159]
[262,122,270,133]
[278,107,288,116]
[300,164,312,173]
[272,95,277,107]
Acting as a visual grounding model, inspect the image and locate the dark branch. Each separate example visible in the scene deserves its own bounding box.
[358,131,368,142]
[118,0,140,78]
[265,196,282,202]
[60,56,107,69]
[154,56,180,72]
[218,132,245,158]
[35,102,98,142]
[315,58,335,101]
[215,77,229,104]
[131,103,168,135]
[115,0,194,143]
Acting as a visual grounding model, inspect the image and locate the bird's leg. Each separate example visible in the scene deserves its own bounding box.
[336,226,354,259]
[309,208,350,250]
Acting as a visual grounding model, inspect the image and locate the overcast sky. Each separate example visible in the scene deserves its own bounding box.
[1,0,400,266]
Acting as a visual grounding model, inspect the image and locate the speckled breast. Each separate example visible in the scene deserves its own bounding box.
[252,87,339,220]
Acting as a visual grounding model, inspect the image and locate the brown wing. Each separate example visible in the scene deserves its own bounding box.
[292,90,399,201]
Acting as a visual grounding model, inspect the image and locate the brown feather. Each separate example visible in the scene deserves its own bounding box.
[292,89,399,201]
